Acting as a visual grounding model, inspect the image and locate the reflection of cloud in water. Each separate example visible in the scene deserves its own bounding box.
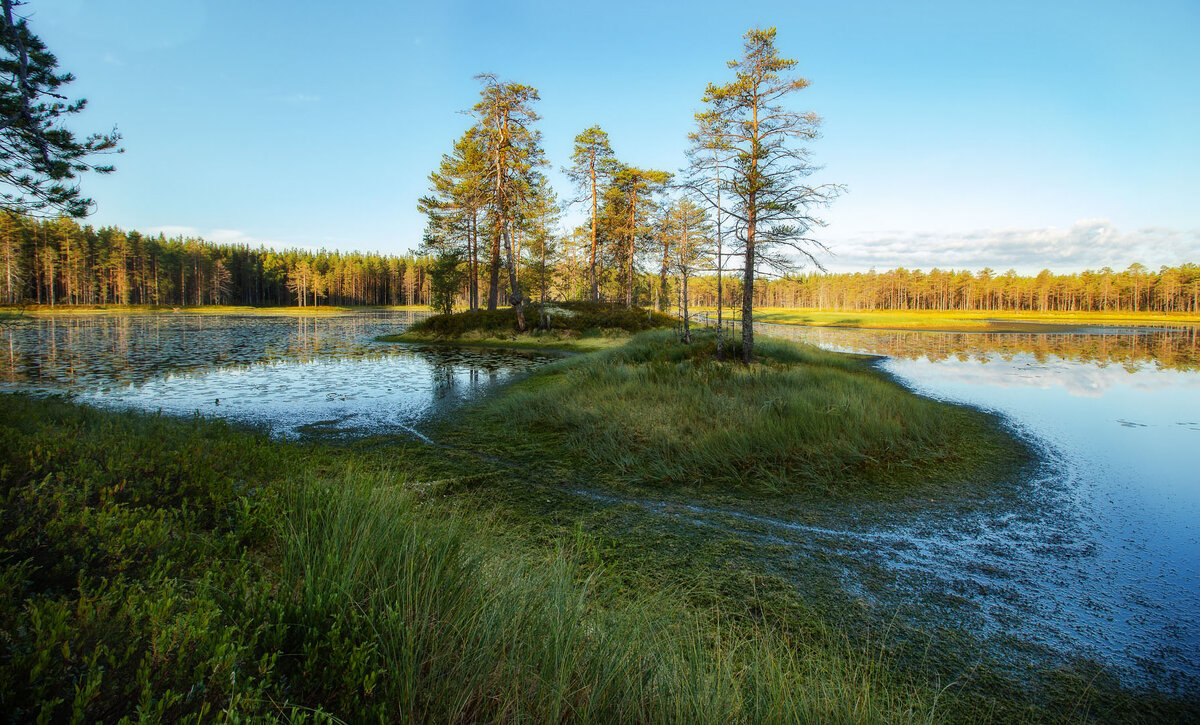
[750,319,1200,688]
[882,355,1200,399]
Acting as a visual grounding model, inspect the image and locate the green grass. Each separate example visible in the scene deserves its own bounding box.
[720,308,1200,331]
[380,327,630,353]
[3,328,1194,722]
[403,300,676,336]
[380,301,679,353]
[454,328,1018,496]
[0,395,943,723]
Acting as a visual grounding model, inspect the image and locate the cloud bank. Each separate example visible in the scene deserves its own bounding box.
[819,220,1200,274]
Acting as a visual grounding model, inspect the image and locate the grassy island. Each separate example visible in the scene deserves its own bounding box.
[378,300,677,353]
[2,307,1191,723]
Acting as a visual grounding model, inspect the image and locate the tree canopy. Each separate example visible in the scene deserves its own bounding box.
[0,0,120,217]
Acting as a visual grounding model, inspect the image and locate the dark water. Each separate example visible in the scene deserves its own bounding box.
[750,322,1200,689]
[0,311,554,438]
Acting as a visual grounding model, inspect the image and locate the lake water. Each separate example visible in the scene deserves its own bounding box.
[748,321,1200,690]
[0,311,553,438]
[2,311,1197,690]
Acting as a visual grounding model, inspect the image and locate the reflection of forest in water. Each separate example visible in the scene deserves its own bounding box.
[757,323,1200,372]
[1,312,554,438]
[0,312,428,389]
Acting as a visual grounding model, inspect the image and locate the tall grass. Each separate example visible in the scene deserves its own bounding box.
[276,470,943,723]
[472,329,1017,494]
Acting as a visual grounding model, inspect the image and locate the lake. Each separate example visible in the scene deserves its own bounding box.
[0,311,554,438]
[747,321,1200,690]
[2,310,1197,689]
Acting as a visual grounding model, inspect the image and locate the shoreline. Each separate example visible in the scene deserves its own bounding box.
[2,317,1194,720]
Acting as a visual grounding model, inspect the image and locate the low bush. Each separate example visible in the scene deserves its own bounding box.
[408,301,676,338]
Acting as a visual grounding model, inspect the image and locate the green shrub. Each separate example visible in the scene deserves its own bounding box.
[408,301,676,337]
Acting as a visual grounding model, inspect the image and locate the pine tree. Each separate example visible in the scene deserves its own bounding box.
[565,125,616,301]
[0,0,121,217]
[471,74,545,330]
[696,27,842,361]
[665,198,712,342]
[609,165,671,307]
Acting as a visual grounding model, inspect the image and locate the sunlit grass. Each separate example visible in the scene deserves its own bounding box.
[701,307,1200,331]
[381,300,678,353]
[462,329,1019,495]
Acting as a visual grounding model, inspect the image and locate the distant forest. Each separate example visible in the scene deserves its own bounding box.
[0,213,433,307]
[701,263,1200,314]
[1,212,1197,314]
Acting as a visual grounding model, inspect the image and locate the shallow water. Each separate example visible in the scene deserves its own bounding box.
[0,311,554,438]
[750,321,1200,689]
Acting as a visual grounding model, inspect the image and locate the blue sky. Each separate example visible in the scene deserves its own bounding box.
[29,0,1200,273]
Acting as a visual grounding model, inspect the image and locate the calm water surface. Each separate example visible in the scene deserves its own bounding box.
[753,322,1200,689]
[0,311,554,437]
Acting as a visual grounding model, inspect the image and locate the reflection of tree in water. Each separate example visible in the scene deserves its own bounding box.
[417,347,533,401]
[430,358,457,400]
[0,312,428,388]
[761,324,1200,372]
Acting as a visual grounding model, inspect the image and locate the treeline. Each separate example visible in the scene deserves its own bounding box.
[4,210,1198,318]
[719,264,1200,313]
[0,213,436,307]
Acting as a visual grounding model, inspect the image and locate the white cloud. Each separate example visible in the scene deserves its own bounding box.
[143,225,314,253]
[817,220,1200,274]
[273,93,321,103]
[144,225,198,238]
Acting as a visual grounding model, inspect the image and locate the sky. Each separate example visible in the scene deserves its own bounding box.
[26,0,1200,274]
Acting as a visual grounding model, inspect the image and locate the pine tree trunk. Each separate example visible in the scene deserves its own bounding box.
[488,225,500,311]
[590,158,599,301]
[741,203,755,363]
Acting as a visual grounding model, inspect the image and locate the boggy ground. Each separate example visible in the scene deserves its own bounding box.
[378,300,678,353]
[1,307,1194,723]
